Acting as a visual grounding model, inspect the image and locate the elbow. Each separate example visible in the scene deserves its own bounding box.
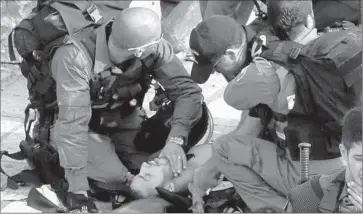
[224,90,242,110]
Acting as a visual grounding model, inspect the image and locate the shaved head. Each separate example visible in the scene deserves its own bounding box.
[111,7,162,49]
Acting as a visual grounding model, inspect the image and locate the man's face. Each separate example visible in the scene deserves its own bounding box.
[130,157,173,198]
[213,47,247,82]
[340,142,363,186]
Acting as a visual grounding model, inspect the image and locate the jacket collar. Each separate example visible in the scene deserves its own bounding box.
[94,19,114,74]
[318,168,346,213]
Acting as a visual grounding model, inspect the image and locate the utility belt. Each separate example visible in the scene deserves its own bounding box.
[266,110,341,161]
[266,112,288,158]
[90,72,145,110]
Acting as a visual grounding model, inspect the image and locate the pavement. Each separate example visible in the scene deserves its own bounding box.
[0,59,241,211]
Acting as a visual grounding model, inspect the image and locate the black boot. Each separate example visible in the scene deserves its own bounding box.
[63,192,99,213]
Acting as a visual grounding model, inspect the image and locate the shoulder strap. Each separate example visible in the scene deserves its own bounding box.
[8,30,16,61]
[310,175,324,200]
[58,0,102,23]
[260,40,306,65]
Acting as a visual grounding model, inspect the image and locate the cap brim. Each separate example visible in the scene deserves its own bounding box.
[190,62,214,84]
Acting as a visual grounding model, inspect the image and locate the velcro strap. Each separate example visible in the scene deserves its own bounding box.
[8,30,16,61]
[59,0,103,23]
[289,47,302,59]
[262,41,304,64]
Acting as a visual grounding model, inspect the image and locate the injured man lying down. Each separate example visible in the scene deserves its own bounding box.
[115,143,213,212]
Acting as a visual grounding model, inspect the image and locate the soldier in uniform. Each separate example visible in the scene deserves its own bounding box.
[187,2,359,208]
[50,7,203,211]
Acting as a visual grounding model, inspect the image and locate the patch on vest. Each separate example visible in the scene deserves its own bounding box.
[287,94,295,110]
[251,35,267,58]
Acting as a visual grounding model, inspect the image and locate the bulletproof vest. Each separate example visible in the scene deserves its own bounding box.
[260,26,362,160]
[65,25,153,133]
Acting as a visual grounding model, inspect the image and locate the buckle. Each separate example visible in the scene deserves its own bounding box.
[85,4,102,23]
[289,47,301,59]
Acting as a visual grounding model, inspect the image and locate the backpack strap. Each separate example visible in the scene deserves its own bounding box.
[8,30,17,61]
[260,41,306,64]
[310,175,324,200]
[59,0,103,23]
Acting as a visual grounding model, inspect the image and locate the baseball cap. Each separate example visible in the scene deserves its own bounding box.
[189,16,238,84]
[189,15,260,84]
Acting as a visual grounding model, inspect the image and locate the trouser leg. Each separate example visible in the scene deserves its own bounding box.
[86,132,130,184]
[212,134,298,210]
[50,128,130,189]
[212,133,342,210]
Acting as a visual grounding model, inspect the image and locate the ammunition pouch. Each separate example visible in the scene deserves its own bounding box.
[90,69,148,110]
[149,81,171,112]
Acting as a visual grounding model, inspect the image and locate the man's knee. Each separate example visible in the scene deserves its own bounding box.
[212,133,250,163]
[212,134,270,172]
[212,133,252,155]
[212,134,231,159]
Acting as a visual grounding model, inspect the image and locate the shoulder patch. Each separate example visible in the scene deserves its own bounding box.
[251,34,267,58]
[287,94,296,110]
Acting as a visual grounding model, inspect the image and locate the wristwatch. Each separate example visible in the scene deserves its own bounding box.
[168,137,185,147]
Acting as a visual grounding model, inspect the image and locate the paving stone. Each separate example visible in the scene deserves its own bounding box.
[1,117,23,138]
[1,75,29,119]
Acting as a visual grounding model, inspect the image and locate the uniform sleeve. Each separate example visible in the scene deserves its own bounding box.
[224,57,280,110]
[51,44,92,170]
[152,40,203,141]
[344,66,362,99]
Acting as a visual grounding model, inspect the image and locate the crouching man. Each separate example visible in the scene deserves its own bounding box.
[288,107,362,213]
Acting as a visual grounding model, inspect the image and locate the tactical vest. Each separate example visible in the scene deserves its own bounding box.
[57,24,154,133]
[258,25,362,161]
